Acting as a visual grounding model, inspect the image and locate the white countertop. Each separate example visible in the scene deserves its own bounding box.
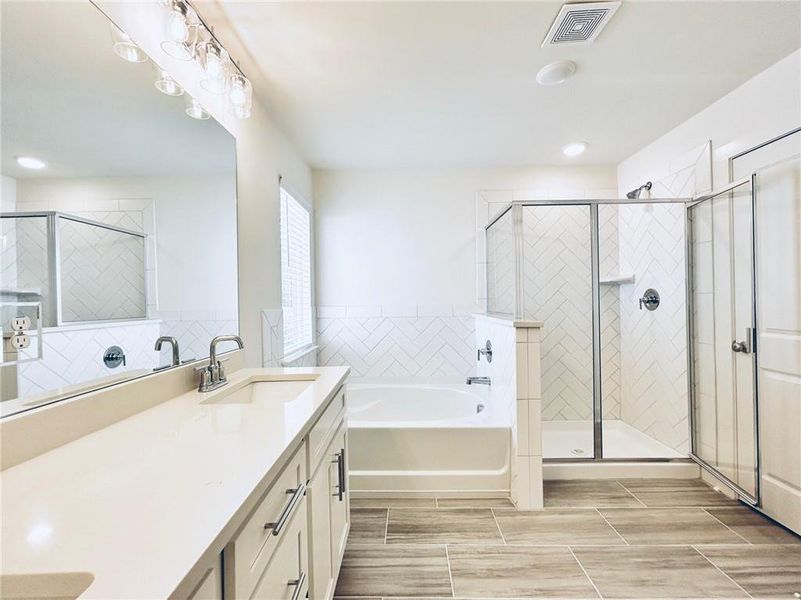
[0,366,349,599]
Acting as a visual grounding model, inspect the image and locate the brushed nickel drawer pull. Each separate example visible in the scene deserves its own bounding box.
[288,571,306,600]
[264,481,306,536]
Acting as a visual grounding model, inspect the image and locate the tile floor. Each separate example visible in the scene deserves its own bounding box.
[335,478,801,599]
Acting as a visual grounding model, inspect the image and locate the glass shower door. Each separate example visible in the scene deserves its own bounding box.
[521,204,595,459]
[688,179,758,501]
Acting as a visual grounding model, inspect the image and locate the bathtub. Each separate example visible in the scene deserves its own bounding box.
[347,383,511,495]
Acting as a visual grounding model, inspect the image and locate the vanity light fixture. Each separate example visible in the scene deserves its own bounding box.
[198,39,230,94]
[185,95,210,120]
[155,68,184,96]
[110,24,148,63]
[16,156,46,170]
[562,142,587,157]
[228,73,252,118]
[160,0,199,61]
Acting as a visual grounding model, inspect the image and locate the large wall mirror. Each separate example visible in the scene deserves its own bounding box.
[0,1,238,417]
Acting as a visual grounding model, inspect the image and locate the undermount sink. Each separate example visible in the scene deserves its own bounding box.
[200,379,316,405]
[0,572,94,600]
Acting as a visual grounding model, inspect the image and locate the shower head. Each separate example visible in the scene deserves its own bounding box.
[626,181,652,199]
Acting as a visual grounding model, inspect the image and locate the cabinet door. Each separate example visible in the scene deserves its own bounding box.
[308,462,333,600]
[250,500,309,600]
[328,426,349,571]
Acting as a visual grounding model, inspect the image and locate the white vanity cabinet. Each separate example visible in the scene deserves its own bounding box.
[220,384,349,600]
[307,388,350,600]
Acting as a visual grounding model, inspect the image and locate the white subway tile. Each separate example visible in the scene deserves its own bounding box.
[526,342,542,399]
[515,342,528,400]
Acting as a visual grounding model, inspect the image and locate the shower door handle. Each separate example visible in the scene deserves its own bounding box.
[731,328,753,354]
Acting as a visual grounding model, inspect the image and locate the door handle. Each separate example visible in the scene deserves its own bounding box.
[731,327,753,354]
[731,340,749,353]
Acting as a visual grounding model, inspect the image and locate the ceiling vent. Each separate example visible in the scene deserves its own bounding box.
[541,1,621,47]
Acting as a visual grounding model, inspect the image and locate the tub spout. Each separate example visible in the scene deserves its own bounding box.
[466,376,491,386]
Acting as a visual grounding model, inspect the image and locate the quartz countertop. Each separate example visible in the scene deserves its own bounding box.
[0,366,350,599]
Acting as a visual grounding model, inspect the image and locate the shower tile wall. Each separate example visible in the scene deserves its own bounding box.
[59,218,146,322]
[521,206,622,422]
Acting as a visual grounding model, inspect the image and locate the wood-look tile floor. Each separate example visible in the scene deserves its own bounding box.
[334,479,801,600]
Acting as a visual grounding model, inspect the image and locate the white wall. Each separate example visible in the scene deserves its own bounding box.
[1,175,16,212]
[95,1,312,368]
[315,166,616,309]
[619,50,801,193]
[314,166,616,382]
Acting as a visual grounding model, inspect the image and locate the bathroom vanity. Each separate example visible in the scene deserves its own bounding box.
[0,366,350,600]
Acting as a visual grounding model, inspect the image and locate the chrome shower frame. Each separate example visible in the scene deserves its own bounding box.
[485,196,691,463]
[0,211,147,327]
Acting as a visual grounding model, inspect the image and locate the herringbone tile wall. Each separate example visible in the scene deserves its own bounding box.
[522,206,597,421]
[17,321,161,397]
[59,217,146,322]
[317,306,475,381]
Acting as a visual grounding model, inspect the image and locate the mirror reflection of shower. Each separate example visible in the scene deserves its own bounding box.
[626,181,652,199]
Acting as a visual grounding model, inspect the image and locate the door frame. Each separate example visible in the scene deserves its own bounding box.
[685,176,760,506]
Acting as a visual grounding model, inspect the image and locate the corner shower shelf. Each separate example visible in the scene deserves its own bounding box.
[599,274,635,285]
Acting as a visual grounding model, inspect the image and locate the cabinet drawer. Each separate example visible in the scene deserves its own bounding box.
[250,499,308,600]
[307,386,346,472]
[229,444,307,598]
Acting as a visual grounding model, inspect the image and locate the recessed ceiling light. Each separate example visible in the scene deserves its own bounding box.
[562,142,587,157]
[16,156,46,170]
[536,60,577,86]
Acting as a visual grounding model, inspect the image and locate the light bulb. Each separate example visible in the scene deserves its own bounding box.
[155,70,183,96]
[168,10,189,42]
[185,96,210,120]
[230,84,246,107]
[110,24,148,63]
[16,156,46,170]
[562,142,587,157]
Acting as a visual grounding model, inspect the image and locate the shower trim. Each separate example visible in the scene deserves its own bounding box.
[485,196,693,463]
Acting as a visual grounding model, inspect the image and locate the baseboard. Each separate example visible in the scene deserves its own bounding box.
[349,489,510,499]
[543,460,700,480]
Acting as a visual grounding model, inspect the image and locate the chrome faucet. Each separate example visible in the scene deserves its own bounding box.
[155,336,180,367]
[196,335,244,392]
[466,376,491,386]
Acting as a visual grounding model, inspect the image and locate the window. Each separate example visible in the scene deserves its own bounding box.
[280,185,314,356]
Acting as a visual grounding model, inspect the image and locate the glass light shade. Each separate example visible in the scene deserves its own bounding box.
[198,41,230,95]
[184,95,210,120]
[160,0,198,61]
[155,69,184,96]
[228,74,252,119]
[228,74,251,107]
[110,24,148,63]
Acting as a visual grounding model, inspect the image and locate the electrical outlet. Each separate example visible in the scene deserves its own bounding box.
[11,316,32,331]
[10,333,30,350]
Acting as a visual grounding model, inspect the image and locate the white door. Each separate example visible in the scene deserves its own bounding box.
[733,132,801,534]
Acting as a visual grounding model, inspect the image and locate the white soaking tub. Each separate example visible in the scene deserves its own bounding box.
[347,383,510,495]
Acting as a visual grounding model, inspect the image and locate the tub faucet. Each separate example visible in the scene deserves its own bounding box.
[196,335,244,392]
[466,376,491,386]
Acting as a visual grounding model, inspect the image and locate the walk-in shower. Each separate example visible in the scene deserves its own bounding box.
[486,196,693,462]
[1,211,147,327]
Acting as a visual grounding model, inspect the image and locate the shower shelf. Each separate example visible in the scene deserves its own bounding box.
[599,274,635,285]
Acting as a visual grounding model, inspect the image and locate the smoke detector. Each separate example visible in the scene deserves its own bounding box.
[542,1,621,47]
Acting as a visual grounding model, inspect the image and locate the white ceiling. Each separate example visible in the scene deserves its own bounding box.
[217,0,801,169]
[1,1,235,180]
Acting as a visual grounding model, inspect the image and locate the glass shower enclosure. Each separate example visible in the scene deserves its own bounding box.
[486,197,693,463]
[0,211,147,327]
